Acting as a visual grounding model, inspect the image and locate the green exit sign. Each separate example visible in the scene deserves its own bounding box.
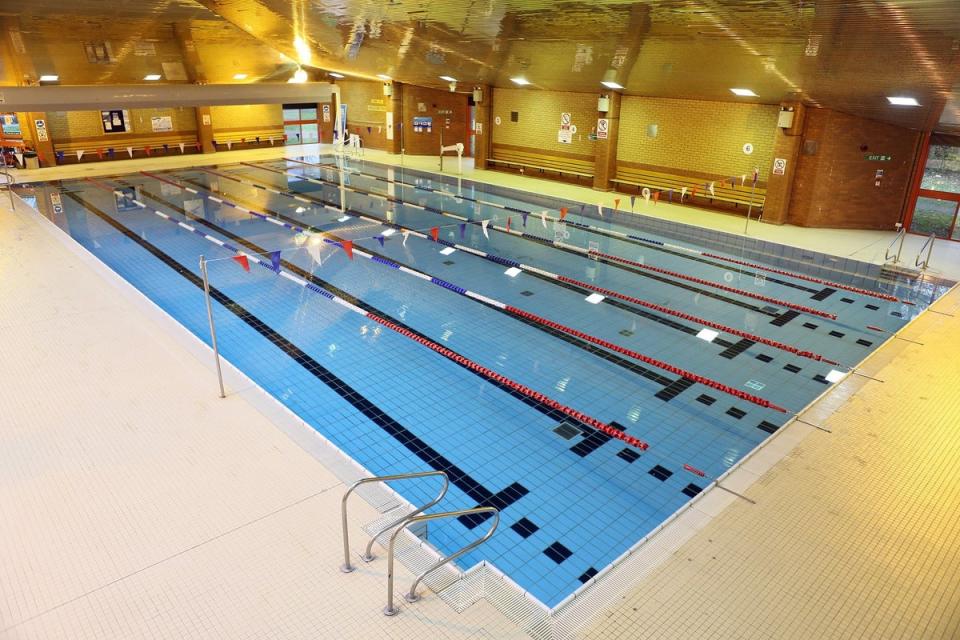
[864,154,892,161]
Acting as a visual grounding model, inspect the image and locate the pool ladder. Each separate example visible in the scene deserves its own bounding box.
[339,471,499,616]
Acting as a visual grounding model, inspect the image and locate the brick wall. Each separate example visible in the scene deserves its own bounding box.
[337,79,389,150]
[491,87,596,158]
[400,84,469,156]
[47,107,197,142]
[617,97,779,180]
[787,108,922,229]
[210,104,282,137]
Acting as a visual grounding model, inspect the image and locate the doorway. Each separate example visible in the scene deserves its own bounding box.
[282,103,321,145]
[906,134,960,240]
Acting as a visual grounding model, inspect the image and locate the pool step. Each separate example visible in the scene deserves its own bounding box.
[881,262,923,280]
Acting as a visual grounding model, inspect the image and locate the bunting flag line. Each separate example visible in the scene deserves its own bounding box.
[376,235,385,247]
[559,207,568,221]
[630,195,636,211]
[178,142,185,154]
[108,148,115,158]
[540,210,547,227]
[652,191,660,205]
[482,219,490,238]
[76,150,84,161]
[226,141,233,150]
[681,186,688,200]
[521,212,528,227]
[269,250,282,271]
[459,223,466,239]
[55,151,65,162]
[430,226,439,242]
[127,146,134,158]
[341,240,354,260]
[233,254,250,272]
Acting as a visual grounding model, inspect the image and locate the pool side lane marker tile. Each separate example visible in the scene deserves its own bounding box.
[585,293,605,304]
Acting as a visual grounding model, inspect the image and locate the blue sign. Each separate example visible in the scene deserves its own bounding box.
[413,116,433,133]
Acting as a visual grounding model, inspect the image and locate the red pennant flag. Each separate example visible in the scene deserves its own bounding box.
[691,187,698,200]
[560,207,568,221]
[195,142,202,151]
[96,148,104,159]
[430,227,439,242]
[341,240,354,260]
[241,137,246,144]
[506,217,511,232]
[144,146,152,156]
[614,198,621,210]
[232,254,250,272]
[652,191,660,204]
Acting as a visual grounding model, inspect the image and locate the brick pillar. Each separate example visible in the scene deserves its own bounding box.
[473,85,492,170]
[762,102,806,225]
[195,106,216,154]
[23,112,57,167]
[593,92,621,191]
[387,82,403,154]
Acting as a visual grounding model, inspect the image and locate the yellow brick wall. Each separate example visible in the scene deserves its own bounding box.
[617,97,779,179]
[491,88,597,157]
[337,79,388,126]
[209,104,283,133]
[46,108,197,142]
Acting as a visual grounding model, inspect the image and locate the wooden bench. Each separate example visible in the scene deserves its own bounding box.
[613,165,766,210]
[489,147,594,182]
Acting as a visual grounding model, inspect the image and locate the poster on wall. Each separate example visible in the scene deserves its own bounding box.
[413,116,432,133]
[558,129,572,144]
[596,118,609,140]
[150,115,173,132]
[101,109,130,134]
[322,104,331,123]
[772,157,787,175]
[1,114,20,136]
[34,119,48,142]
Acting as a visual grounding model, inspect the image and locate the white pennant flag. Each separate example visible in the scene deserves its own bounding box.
[741,174,748,186]
[597,203,604,217]
[402,230,409,246]
[481,219,490,239]
[709,181,716,197]
[14,152,23,166]
[681,186,688,200]
[642,187,651,204]
[540,210,547,227]
[179,142,185,154]
[307,242,323,265]
[226,141,233,150]
[76,150,84,161]
[126,146,134,158]
[268,137,274,145]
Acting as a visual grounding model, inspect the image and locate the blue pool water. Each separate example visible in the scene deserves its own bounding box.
[18,156,951,606]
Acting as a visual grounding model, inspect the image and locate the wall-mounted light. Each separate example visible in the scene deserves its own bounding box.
[473,87,483,103]
[383,82,393,97]
[598,95,610,112]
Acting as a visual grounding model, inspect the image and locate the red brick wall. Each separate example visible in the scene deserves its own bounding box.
[399,84,469,156]
[788,109,922,229]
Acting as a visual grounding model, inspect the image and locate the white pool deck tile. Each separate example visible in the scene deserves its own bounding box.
[4,145,960,639]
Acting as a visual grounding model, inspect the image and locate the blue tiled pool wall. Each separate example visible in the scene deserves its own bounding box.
[17,162,945,607]
[340,157,953,295]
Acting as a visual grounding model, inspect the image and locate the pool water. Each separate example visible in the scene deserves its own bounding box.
[18,156,951,607]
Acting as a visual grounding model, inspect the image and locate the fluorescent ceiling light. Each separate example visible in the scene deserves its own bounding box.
[601,81,624,89]
[329,72,345,79]
[440,246,456,255]
[439,75,457,82]
[233,73,248,80]
[696,328,720,342]
[730,88,757,97]
[376,73,392,80]
[585,293,606,304]
[381,228,396,236]
[288,68,308,83]
[825,369,847,383]
[887,96,919,106]
[510,77,530,86]
[143,74,162,81]
[504,267,522,277]
[39,74,59,82]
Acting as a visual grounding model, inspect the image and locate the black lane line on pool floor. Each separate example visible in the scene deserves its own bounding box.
[188,168,773,354]
[162,173,761,386]
[66,190,528,529]
[240,162,785,318]
[275,159,825,296]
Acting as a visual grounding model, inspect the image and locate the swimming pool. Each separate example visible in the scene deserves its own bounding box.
[17,156,951,607]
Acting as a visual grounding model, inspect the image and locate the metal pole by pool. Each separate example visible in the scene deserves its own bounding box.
[199,256,226,399]
[2,163,13,211]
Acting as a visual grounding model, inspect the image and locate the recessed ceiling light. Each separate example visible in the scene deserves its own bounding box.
[233,73,248,80]
[511,77,530,86]
[730,88,757,97]
[601,81,624,90]
[144,74,162,81]
[887,96,919,106]
[329,72,345,79]
[439,75,457,82]
[377,73,392,80]
[39,74,59,82]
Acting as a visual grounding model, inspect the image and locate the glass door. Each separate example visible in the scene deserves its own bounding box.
[282,103,321,146]
[907,135,960,240]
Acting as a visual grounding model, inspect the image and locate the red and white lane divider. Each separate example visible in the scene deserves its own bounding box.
[143,170,793,414]
[199,166,842,364]
[288,157,907,304]
[590,250,837,320]
[85,177,650,451]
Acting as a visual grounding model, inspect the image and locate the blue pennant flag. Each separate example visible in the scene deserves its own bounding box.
[580,204,586,216]
[630,195,636,210]
[55,151,65,161]
[269,250,281,271]
[376,235,385,247]
[163,144,169,152]
[521,212,528,227]
[108,148,115,157]
[459,223,466,239]
[667,189,673,203]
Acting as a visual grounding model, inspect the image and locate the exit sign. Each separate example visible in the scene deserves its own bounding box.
[864,154,892,161]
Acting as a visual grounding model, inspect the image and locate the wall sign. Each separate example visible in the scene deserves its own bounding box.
[596,118,609,139]
[150,115,173,132]
[202,113,212,126]
[50,192,63,215]
[34,119,48,142]
[413,116,432,133]
[494,116,501,125]
[864,154,892,161]
[385,111,394,140]
[101,110,130,134]
[772,157,787,175]
[743,142,754,155]
[322,104,331,123]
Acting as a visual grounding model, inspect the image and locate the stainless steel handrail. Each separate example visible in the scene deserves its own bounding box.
[383,506,499,616]
[885,228,906,263]
[362,473,449,562]
[340,471,448,573]
[915,233,935,270]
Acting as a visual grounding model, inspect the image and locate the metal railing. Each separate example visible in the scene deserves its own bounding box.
[885,227,906,264]
[340,471,448,573]
[383,506,499,616]
[915,233,935,270]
